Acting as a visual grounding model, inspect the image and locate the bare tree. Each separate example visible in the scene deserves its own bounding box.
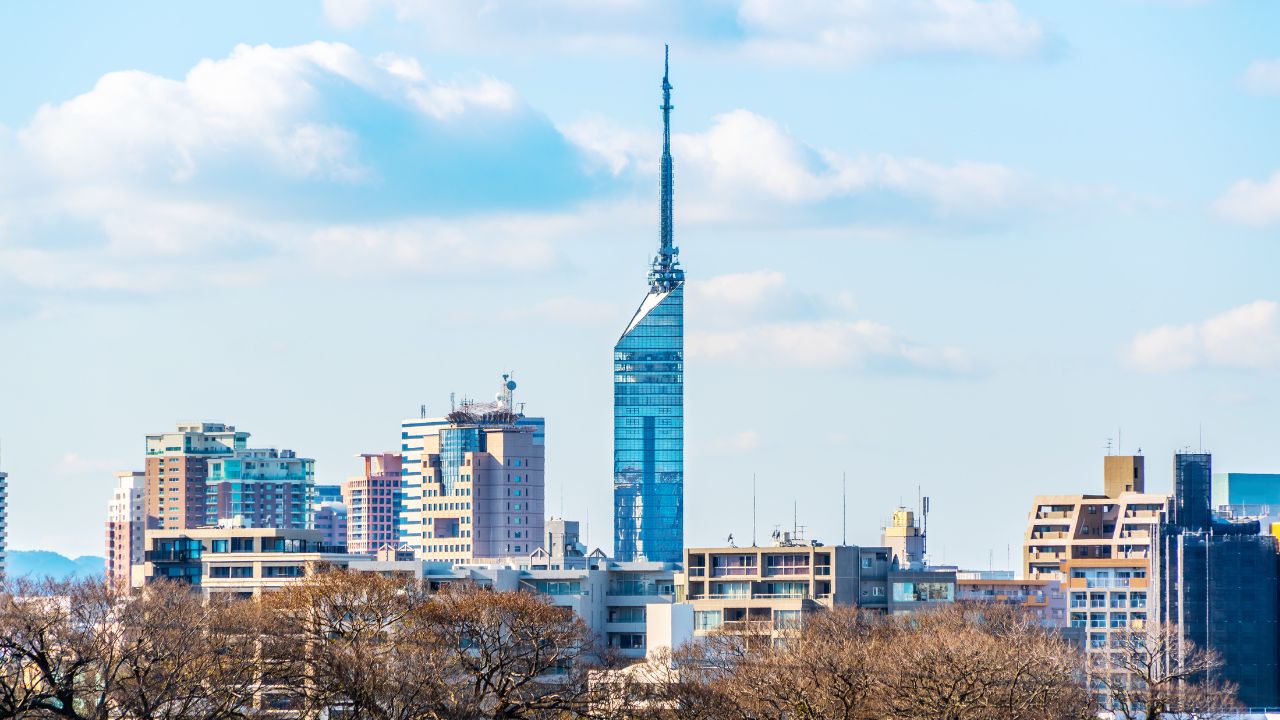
[261,569,442,720]
[1097,622,1238,720]
[418,583,598,720]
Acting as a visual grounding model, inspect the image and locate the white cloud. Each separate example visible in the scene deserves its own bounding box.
[323,0,1047,64]
[1243,58,1280,96]
[1127,301,1280,372]
[688,271,971,373]
[15,42,521,189]
[736,0,1045,64]
[1216,171,1280,226]
[572,109,1021,222]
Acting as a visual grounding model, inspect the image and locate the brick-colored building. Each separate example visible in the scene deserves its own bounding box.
[145,423,248,530]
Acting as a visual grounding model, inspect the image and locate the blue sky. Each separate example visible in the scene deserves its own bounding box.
[2,1,1279,565]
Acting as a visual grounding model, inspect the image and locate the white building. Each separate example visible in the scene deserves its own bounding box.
[106,471,145,590]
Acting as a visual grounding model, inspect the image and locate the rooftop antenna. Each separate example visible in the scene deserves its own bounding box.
[842,471,847,546]
[648,44,684,293]
[420,404,427,419]
[1105,437,1114,455]
[450,392,456,412]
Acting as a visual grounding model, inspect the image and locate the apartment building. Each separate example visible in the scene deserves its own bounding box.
[314,501,347,547]
[1023,456,1164,654]
[206,448,315,529]
[106,471,145,590]
[343,453,401,554]
[674,539,956,643]
[956,577,1067,626]
[136,526,359,597]
[145,422,248,529]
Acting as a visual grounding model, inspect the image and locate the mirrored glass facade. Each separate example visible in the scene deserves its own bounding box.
[613,284,684,562]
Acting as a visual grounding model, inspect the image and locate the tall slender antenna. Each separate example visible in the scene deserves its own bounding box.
[648,44,684,293]
[752,473,757,547]
[842,471,847,545]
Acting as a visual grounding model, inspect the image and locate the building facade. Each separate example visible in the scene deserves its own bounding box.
[956,577,1067,626]
[1155,453,1280,708]
[398,377,545,563]
[136,526,357,597]
[314,501,347,547]
[206,448,316,529]
[343,453,401,554]
[145,422,249,530]
[106,471,145,590]
[674,540,956,643]
[614,49,685,564]
[315,484,342,504]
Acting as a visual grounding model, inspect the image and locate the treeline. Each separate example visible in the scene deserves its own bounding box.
[0,573,1235,720]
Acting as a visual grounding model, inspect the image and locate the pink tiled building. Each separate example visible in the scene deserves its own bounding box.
[342,453,401,554]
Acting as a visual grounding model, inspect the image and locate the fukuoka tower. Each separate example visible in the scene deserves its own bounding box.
[612,46,685,564]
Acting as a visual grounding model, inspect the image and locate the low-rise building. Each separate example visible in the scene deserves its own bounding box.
[135,526,360,598]
[674,538,956,642]
[956,577,1067,625]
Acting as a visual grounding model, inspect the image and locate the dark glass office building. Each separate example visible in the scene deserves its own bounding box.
[1155,452,1280,708]
[613,48,684,563]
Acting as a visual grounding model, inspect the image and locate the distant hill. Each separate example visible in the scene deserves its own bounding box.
[6,550,105,580]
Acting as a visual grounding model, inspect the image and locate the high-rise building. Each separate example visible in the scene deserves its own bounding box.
[106,471,145,590]
[343,453,402,554]
[398,375,545,562]
[314,501,348,547]
[206,448,316,529]
[1155,452,1280,708]
[1021,453,1166,707]
[145,422,249,530]
[0,470,7,581]
[613,47,685,564]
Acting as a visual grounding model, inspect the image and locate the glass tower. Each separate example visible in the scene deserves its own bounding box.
[614,47,685,563]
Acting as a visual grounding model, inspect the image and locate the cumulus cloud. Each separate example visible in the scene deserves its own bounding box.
[1243,58,1280,96]
[571,109,1021,223]
[688,271,972,373]
[1128,301,1280,372]
[323,0,1047,64]
[1216,171,1280,226]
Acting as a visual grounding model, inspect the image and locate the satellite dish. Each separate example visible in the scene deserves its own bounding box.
[506,380,517,391]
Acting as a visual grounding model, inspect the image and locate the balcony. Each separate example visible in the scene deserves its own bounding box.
[720,620,774,635]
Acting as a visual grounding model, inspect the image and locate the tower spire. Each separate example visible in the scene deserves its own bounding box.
[649,44,684,292]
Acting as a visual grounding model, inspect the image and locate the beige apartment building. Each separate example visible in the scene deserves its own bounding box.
[1022,455,1166,656]
[674,537,956,642]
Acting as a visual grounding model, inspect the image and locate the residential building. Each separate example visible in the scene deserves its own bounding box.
[1155,453,1280,708]
[398,375,545,562]
[1023,455,1165,583]
[314,501,347,547]
[1022,453,1166,706]
[205,448,315,529]
[956,577,1067,626]
[0,470,6,581]
[614,49,685,564]
[674,538,956,642]
[351,550,676,660]
[145,422,248,529]
[135,526,358,597]
[544,517,586,560]
[106,471,145,590]
[343,453,401,554]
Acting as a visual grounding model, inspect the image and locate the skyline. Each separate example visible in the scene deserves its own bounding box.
[2,1,1279,564]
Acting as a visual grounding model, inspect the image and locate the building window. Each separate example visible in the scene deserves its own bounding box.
[892,582,954,603]
[694,610,722,631]
[611,634,645,650]
[774,609,802,630]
